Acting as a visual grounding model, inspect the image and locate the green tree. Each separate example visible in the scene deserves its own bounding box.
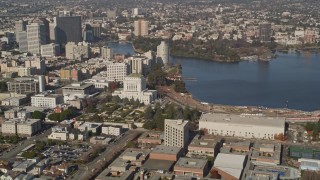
[305,122,314,131]
[144,106,154,120]
[154,109,164,130]
[164,103,176,119]
[126,141,138,148]
[142,120,155,129]
[112,96,121,104]
[0,82,8,92]
[22,151,37,159]
[147,65,167,89]
[173,80,187,93]
[48,113,61,121]
[32,111,46,120]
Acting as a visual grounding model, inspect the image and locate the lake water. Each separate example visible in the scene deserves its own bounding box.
[109,42,320,111]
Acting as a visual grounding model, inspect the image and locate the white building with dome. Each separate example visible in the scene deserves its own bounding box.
[112,74,157,105]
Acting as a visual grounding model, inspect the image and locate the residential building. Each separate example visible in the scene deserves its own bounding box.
[31,94,64,108]
[134,19,149,37]
[27,22,47,55]
[112,74,157,105]
[65,41,90,60]
[157,41,169,65]
[174,157,208,178]
[199,113,285,140]
[106,62,129,82]
[164,119,189,148]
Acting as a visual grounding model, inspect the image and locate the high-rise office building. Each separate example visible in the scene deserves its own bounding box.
[15,20,27,43]
[134,19,149,37]
[27,22,47,55]
[157,41,169,65]
[259,23,271,42]
[18,31,28,52]
[55,16,82,46]
[132,8,139,17]
[164,119,189,148]
[90,23,102,38]
[101,46,113,60]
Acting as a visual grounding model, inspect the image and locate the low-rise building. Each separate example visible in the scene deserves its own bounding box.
[2,118,42,136]
[7,77,39,94]
[289,146,320,160]
[138,131,162,146]
[149,145,183,162]
[65,41,90,60]
[299,158,320,171]
[77,122,102,134]
[212,153,247,180]
[199,113,285,140]
[101,126,123,136]
[89,136,112,145]
[1,96,29,106]
[62,82,95,101]
[12,159,38,172]
[174,157,208,178]
[251,143,282,165]
[220,141,251,154]
[31,94,64,108]
[48,126,69,141]
[187,135,220,157]
[41,43,60,57]
[96,168,134,180]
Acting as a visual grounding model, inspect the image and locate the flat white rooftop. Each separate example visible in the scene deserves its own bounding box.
[200,113,285,127]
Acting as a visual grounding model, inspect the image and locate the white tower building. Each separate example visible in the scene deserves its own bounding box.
[157,41,169,65]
